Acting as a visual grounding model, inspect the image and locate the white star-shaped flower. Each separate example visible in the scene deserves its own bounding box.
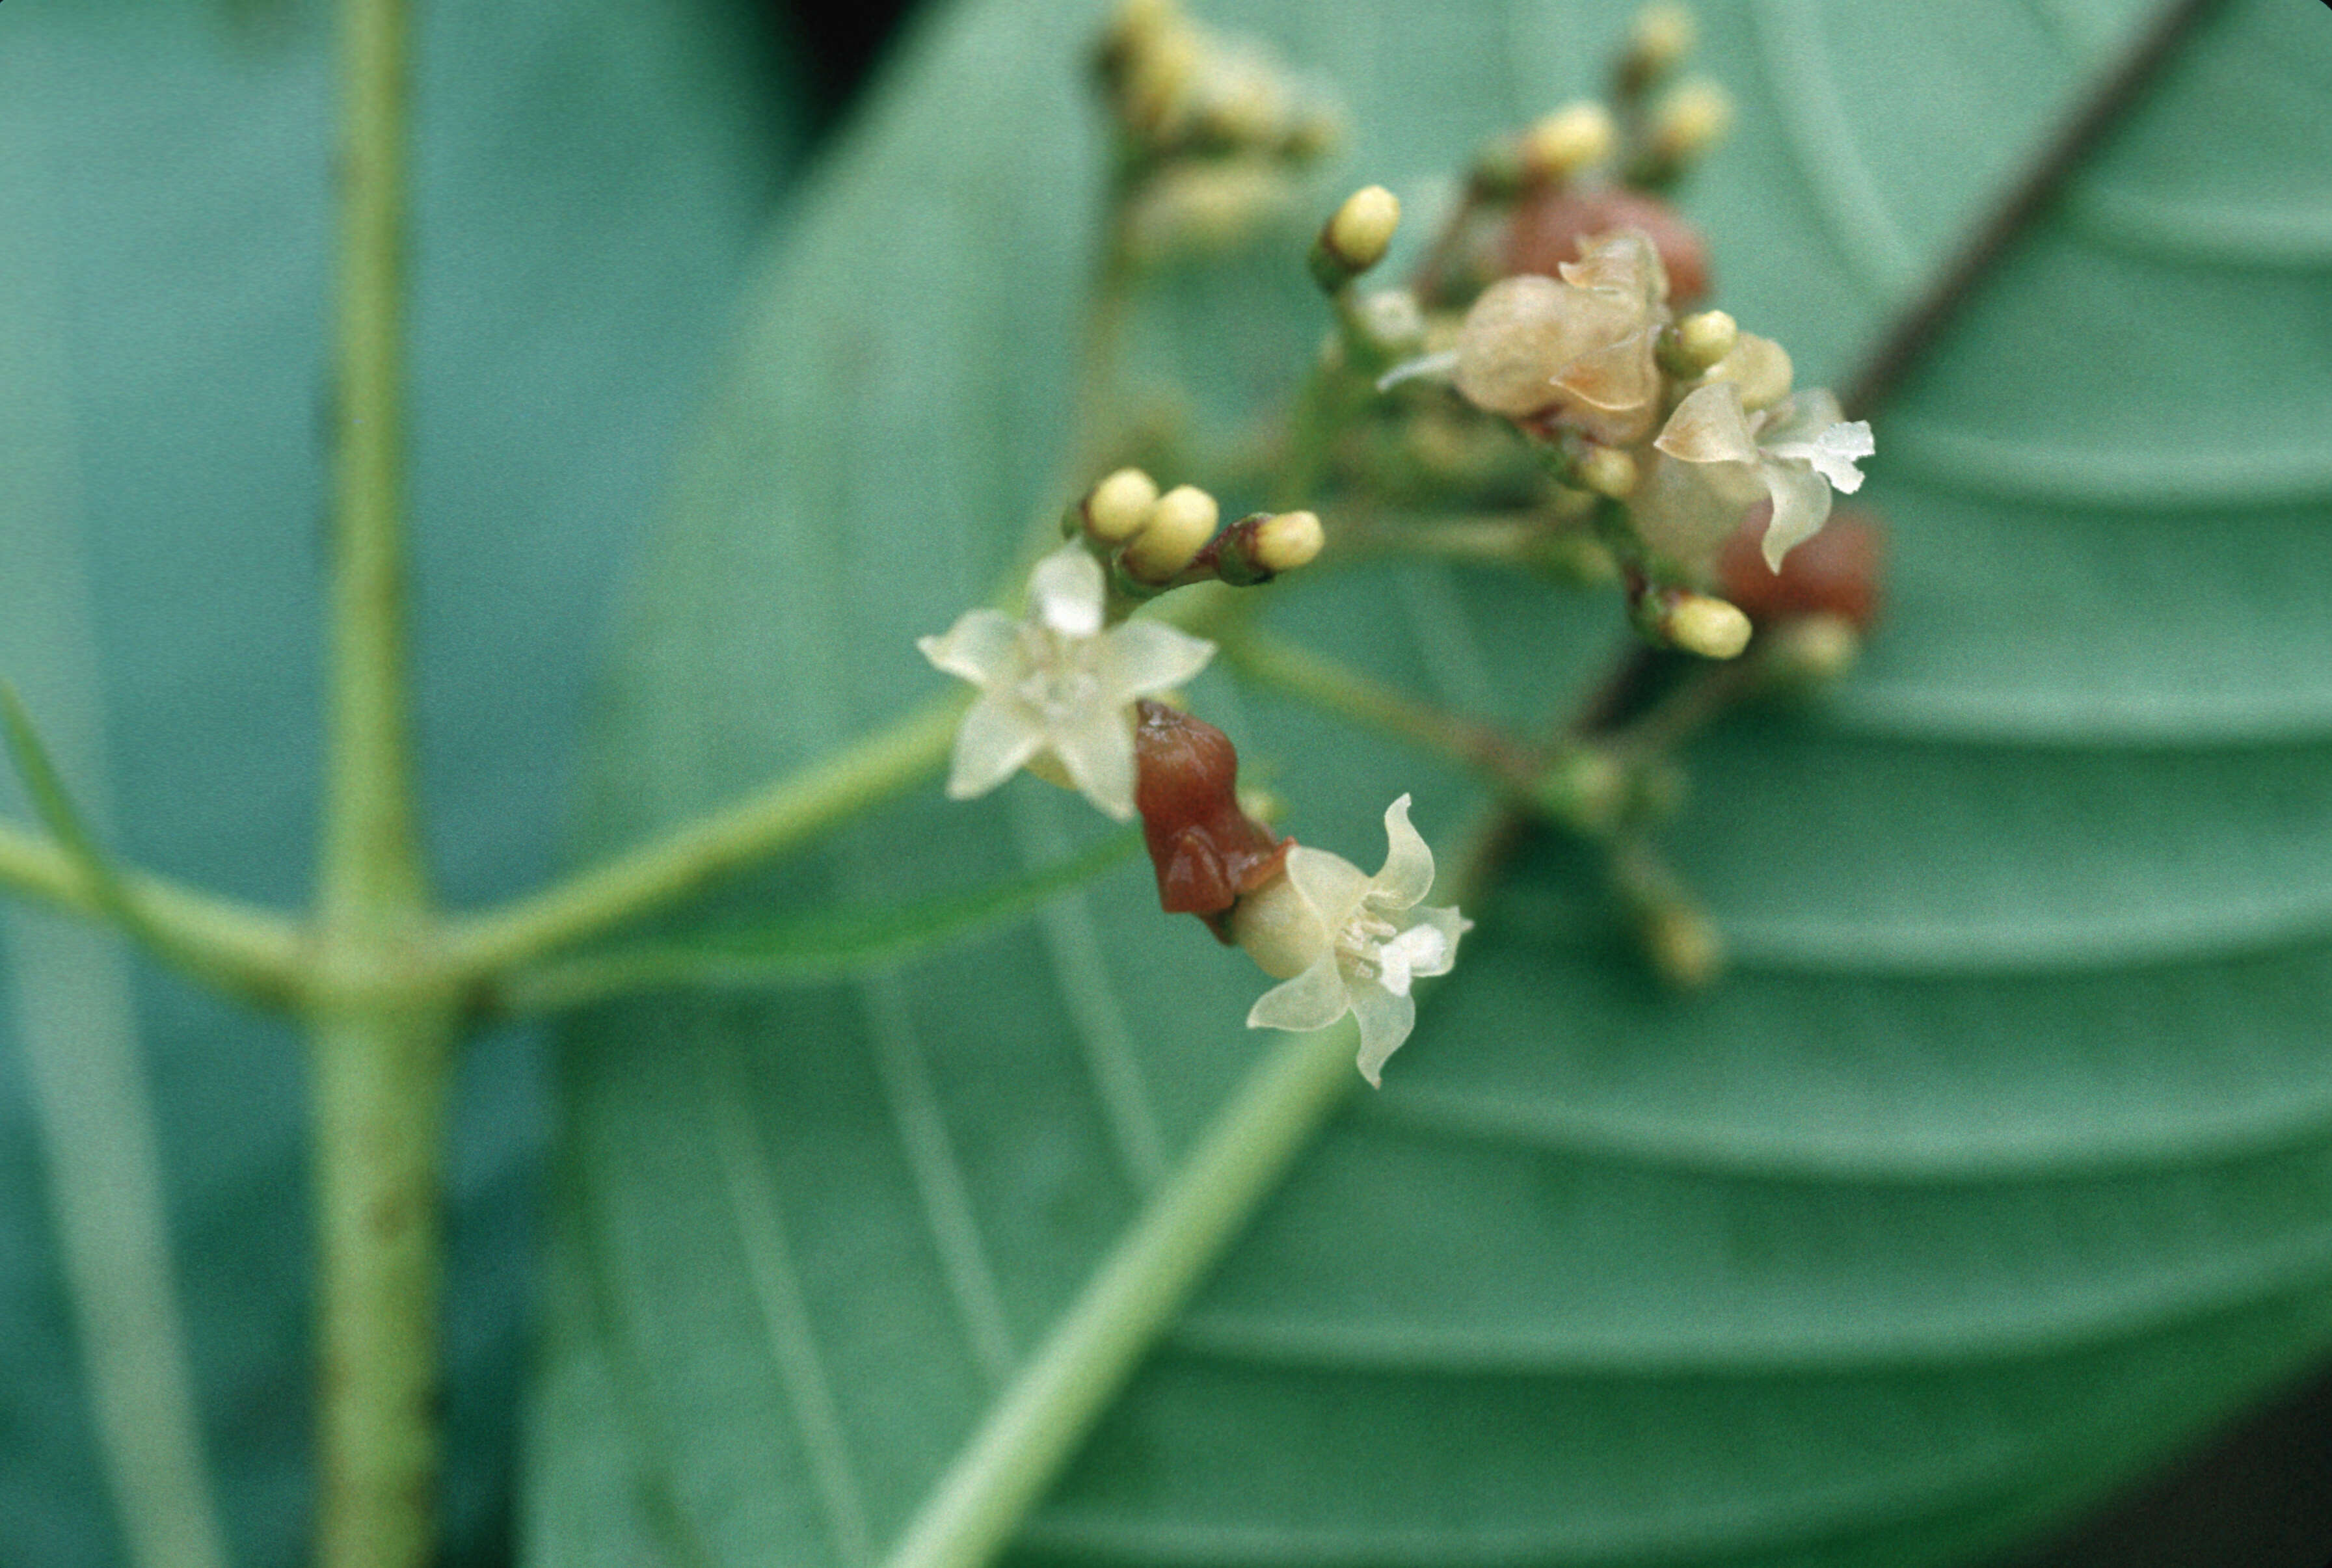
[1639,380,1874,570]
[917,544,1216,821]
[1231,795,1472,1085]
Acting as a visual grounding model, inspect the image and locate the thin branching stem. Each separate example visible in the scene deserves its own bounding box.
[0,819,304,1006]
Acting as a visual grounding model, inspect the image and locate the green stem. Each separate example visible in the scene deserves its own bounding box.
[313,3,453,1567]
[883,1007,1359,1568]
[880,806,1501,1568]
[323,0,423,924]
[1219,628,1531,785]
[0,819,304,1006]
[444,693,965,979]
[309,990,459,1568]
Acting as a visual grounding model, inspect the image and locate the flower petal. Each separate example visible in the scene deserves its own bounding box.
[1286,844,1370,933]
[1246,953,1352,1034]
[1756,454,1837,570]
[945,694,1046,799]
[1655,380,1760,466]
[1633,449,1759,563]
[1028,544,1106,637]
[1348,979,1418,1087]
[1374,347,1460,393]
[1767,419,1874,494]
[1097,619,1216,704]
[1046,703,1139,821]
[1403,905,1471,981]
[1370,794,1435,910]
[917,609,1019,687]
[1557,228,1664,304]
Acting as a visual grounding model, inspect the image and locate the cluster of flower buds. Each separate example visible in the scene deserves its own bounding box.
[1095,0,1342,263]
[919,469,1468,1082]
[1071,466,1326,602]
[1391,219,1871,658]
[1335,7,1873,659]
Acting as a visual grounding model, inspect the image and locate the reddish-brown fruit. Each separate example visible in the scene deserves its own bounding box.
[1503,185,1710,306]
[1132,700,1291,938]
[1719,506,1886,630]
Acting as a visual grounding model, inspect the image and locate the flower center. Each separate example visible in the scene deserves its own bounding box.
[1014,628,1104,722]
[1333,908,1400,980]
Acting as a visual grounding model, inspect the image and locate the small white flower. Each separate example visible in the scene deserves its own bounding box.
[917,544,1216,821]
[1637,380,1874,571]
[1231,794,1472,1085]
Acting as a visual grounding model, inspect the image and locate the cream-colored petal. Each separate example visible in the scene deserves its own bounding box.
[1028,544,1106,637]
[945,694,1046,799]
[1632,449,1759,564]
[1655,380,1760,466]
[1453,274,1590,418]
[1231,873,1330,980]
[1404,905,1471,980]
[1703,332,1793,410]
[1554,330,1658,410]
[1761,386,1842,442]
[1348,979,1418,1087]
[1047,704,1139,821]
[1374,347,1459,393]
[917,609,1020,687]
[1373,925,1438,996]
[1097,618,1216,704]
[1558,228,1665,305]
[1371,794,1435,910]
[1757,456,1836,571]
[1766,419,1874,494]
[1246,953,1352,1034]
[1286,844,1370,933]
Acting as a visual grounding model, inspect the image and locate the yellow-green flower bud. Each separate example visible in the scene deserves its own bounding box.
[1520,101,1615,181]
[1626,4,1696,84]
[1328,185,1399,270]
[1642,901,1722,989]
[1252,510,1325,573]
[1701,330,1793,410]
[1658,591,1752,659]
[1658,309,1737,378]
[1646,77,1733,167]
[1122,483,1219,580]
[1574,443,1639,500]
[1081,467,1160,544]
[1758,612,1862,685]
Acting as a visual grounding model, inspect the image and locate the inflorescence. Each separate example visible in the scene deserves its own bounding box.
[920,0,1879,1082]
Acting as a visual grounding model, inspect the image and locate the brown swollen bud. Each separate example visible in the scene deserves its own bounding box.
[1132,700,1291,938]
[1503,184,1711,306]
[1717,506,1884,630]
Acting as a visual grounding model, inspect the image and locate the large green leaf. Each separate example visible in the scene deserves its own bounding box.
[531,1,2332,1565]
[0,3,792,1565]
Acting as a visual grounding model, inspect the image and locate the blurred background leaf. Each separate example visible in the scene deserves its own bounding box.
[528,2,2332,1568]
[0,1,796,1563]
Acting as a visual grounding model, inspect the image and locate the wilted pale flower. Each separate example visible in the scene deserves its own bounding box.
[1451,228,1670,442]
[1231,794,1471,1085]
[1637,380,1874,571]
[917,544,1215,821]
